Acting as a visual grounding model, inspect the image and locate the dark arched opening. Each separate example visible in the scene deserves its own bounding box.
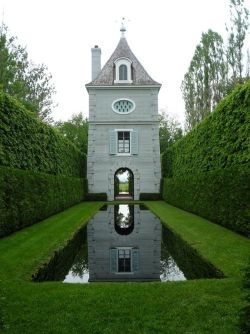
[114,168,134,200]
[114,204,134,235]
[119,64,127,80]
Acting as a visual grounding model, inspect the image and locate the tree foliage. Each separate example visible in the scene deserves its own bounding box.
[159,110,183,153]
[182,0,249,131]
[181,30,228,131]
[226,0,249,81]
[55,113,88,154]
[0,24,56,122]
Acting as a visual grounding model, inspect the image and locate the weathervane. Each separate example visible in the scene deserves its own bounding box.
[120,17,126,37]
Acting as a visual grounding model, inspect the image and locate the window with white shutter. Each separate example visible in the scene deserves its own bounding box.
[109,129,138,155]
[110,247,139,273]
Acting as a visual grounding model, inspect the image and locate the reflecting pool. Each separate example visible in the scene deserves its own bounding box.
[64,204,186,283]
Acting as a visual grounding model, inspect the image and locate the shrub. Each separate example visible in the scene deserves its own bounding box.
[85,193,107,201]
[0,167,87,237]
[0,92,86,177]
[139,193,161,200]
[162,164,250,237]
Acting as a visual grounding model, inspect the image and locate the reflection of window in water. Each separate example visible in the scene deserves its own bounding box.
[118,249,131,272]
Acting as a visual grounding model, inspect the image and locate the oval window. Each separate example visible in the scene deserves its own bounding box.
[112,99,135,114]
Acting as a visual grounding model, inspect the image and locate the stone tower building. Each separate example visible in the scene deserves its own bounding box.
[86,24,161,200]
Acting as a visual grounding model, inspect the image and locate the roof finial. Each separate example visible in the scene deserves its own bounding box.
[120,17,126,38]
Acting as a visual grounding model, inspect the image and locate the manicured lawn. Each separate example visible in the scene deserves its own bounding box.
[0,200,249,333]
[119,182,129,192]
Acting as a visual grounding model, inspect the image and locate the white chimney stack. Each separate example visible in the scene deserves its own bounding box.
[91,45,101,81]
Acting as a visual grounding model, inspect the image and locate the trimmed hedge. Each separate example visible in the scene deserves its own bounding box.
[139,193,161,200]
[162,81,250,177]
[161,82,250,236]
[85,193,107,201]
[0,92,85,177]
[0,167,87,237]
[240,259,250,333]
[162,164,250,237]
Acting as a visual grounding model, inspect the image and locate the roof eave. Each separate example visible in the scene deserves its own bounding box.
[85,84,162,91]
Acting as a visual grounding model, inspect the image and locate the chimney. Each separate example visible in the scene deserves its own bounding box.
[91,45,101,81]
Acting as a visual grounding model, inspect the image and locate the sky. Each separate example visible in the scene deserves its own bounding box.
[0,0,249,125]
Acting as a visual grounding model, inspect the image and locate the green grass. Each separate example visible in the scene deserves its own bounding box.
[0,200,250,333]
[146,201,250,278]
[119,182,129,192]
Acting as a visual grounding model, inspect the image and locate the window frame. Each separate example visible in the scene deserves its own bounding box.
[114,57,133,84]
[112,98,136,115]
[115,129,133,156]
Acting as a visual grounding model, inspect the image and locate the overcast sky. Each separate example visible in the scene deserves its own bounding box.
[0,0,249,124]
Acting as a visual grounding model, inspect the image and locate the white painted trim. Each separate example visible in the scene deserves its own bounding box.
[114,128,133,132]
[112,98,136,114]
[114,57,133,84]
[114,57,132,64]
[86,85,162,90]
[114,247,134,274]
[89,121,160,125]
[115,129,133,155]
[114,79,133,84]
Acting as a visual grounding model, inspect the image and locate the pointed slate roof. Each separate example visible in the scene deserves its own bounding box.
[86,37,161,87]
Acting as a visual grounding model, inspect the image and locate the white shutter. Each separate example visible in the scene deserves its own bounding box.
[110,248,118,272]
[132,248,139,272]
[131,129,138,155]
[109,130,117,155]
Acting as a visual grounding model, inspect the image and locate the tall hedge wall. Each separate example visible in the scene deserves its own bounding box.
[0,167,87,237]
[0,92,86,177]
[0,93,87,237]
[162,81,250,237]
[162,81,250,178]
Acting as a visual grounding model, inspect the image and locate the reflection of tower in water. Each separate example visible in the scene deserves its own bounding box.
[87,204,161,282]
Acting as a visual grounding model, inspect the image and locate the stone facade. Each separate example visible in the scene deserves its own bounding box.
[86,34,161,200]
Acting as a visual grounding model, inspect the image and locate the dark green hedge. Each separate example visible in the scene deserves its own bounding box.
[162,81,250,177]
[85,193,107,201]
[240,259,250,333]
[162,164,250,237]
[139,193,161,200]
[0,92,85,177]
[0,167,87,237]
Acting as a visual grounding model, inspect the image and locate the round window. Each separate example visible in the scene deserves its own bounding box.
[112,99,135,114]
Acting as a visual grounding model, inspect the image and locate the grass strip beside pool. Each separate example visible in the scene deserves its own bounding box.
[0,200,250,333]
[146,201,250,278]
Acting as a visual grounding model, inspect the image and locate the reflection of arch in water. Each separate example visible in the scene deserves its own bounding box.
[114,168,134,200]
[114,204,134,235]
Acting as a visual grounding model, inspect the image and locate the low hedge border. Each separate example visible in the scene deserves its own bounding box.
[85,193,107,201]
[162,164,250,237]
[139,193,161,200]
[0,166,87,237]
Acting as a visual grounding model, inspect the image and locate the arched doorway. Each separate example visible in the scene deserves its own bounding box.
[114,168,134,200]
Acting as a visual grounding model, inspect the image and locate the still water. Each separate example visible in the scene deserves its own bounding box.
[64,204,186,283]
